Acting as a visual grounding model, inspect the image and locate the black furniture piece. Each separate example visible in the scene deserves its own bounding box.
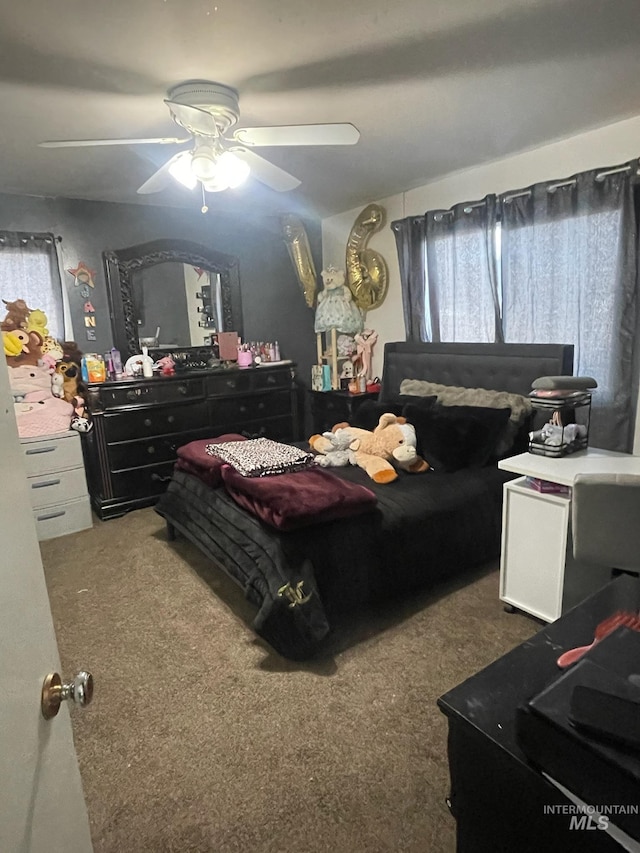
[438,574,640,853]
[82,363,297,519]
[308,389,379,433]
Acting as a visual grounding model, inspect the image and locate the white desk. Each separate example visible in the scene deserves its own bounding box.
[498,449,640,622]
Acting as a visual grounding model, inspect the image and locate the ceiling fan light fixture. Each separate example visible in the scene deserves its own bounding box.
[216,151,250,188]
[190,145,218,182]
[168,151,198,189]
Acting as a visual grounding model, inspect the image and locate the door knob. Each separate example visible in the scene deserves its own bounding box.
[41,670,94,720]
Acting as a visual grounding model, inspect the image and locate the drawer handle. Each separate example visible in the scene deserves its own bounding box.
[167,415,175,424]
[26,446,56,455]
[258,402,265,410]
[144,418,152,427]
[37,510,66,521]
[127,389,141,401]
[32,478,61,489]
[178,385,188,395]
[267,375,276,385]
[226,380,237,389]
[239,405,247,414]
[147,446,156,454]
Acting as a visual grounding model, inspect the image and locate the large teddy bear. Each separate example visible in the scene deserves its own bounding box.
[309,412,429,484]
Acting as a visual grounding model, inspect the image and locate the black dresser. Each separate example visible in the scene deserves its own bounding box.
[438,575,640,853]
[83,363,297,519]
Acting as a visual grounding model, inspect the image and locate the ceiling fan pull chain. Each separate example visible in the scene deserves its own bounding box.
[201,184,208,214]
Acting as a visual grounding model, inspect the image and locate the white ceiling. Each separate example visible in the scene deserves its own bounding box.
[2,0,640,218]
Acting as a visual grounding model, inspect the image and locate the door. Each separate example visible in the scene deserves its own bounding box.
[0,360,93,852]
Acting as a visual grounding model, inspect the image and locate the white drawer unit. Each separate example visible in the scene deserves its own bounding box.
[21,431,92,540]
[498,449,639,622]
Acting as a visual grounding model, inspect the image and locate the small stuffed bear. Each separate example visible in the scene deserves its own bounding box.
[309,413,429,484]
[312,428,356,468]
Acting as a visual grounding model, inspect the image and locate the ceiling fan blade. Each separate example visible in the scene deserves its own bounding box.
[232,123,359,147]
[230,148,301,192]
[39,137,189,148]
[164,100,220,138]
[137,151,192,195]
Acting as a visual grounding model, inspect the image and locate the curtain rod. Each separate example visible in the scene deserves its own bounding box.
[503,163,640,202]
[432,160,640,213]
[0,233,61,244]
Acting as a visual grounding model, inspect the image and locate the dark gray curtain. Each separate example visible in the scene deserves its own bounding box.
[391,215,428,341]
[424,196,501,343]
[501,163,638,451]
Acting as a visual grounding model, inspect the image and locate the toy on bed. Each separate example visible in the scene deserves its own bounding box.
[309,412,429,484]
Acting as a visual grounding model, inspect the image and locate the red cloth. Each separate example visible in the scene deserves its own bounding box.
[220,464,377,531]
[175,434,247,488]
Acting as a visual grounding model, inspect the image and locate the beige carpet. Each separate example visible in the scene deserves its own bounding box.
[41,508,537,853]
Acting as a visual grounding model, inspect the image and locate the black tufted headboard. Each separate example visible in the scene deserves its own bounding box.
[379,342,574,402]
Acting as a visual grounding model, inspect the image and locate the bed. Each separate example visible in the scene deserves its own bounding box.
[155,342,574,659]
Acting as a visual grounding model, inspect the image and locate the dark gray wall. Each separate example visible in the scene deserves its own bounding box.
[0,193,320,428]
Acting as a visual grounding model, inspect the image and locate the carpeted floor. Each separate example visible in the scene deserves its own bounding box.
[41,508,537,853]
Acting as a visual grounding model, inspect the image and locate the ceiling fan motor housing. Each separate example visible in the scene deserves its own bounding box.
[167,80,240,133]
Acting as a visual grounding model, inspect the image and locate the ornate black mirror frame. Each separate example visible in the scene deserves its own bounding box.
[103,238,243,359]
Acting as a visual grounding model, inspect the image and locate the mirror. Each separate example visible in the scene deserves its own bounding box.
[104,238,243,359]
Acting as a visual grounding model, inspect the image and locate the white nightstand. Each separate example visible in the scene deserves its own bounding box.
[498,449,640,622]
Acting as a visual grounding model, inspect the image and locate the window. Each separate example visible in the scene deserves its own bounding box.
[0,233,65,339]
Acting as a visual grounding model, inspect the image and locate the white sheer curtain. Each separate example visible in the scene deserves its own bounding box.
[424,196,502,343]
[0,233,66,339]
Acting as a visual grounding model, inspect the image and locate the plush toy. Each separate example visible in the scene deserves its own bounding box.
[41,335,64,362]
[51,371,65,399]
[312,427,356,468]
[3,328,43,366]
[26,309,49,339]
[309,413,429,484]
[1,298,31,332]
[54,360,81,404]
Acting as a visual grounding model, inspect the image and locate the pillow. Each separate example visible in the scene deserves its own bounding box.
[399,378,531,457]
[404,403,512,472]
[531,375,597,390]
[350,395,437,431]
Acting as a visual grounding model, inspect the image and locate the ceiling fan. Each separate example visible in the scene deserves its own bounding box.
[39,80,360,195]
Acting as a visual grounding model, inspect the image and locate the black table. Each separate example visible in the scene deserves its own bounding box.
[438,574,640,853]
[308,389,378,433]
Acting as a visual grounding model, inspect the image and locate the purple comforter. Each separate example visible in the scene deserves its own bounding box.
[175,435,377,530]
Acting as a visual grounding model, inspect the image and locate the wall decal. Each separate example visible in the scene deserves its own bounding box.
[67,262,96,289]
[86,329,96,341]
[84,316,96,327]
[83,301,96,313]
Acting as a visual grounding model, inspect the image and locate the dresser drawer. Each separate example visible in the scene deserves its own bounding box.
[240,416,295,442]
[205,371,252,397]
[95,378,205,410]
[33,496,92,541]
[108,428,212,470]
[253,368,291,391]
[104,401,209,442]
[27,466,89,510]
[208,391,293,427]
[110,461,176,500]
[22,432,83,476]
